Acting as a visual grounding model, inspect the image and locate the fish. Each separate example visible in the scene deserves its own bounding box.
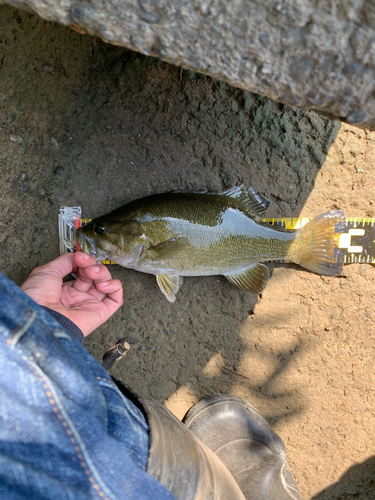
[76,186,345,302]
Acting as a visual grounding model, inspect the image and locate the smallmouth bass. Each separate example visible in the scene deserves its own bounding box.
[76,186,345,302]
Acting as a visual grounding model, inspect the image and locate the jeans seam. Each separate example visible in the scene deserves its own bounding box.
[96,376,116,386]
[22,355,120,500]
[7,309,36,348]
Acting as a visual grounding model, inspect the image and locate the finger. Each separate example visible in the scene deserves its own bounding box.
[73,263,110,293]
[87,286,107,301]
[84,263,113,283]
[73,251,97,269]
[101,280,123,316]
[88,278,123,304]
[28,252,76,281]
[95,279,122,295]
[72,267,94,293]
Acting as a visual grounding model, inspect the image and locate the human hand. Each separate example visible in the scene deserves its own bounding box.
[21,252,123,337]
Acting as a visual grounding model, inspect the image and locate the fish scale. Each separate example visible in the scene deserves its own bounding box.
[137,213,295,275]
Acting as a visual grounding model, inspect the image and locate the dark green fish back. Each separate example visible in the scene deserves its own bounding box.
[107,191,296,275]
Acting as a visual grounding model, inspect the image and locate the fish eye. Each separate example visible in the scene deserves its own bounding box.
[94,224,106,235]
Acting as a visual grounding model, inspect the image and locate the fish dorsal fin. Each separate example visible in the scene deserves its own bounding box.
[219,185,270,214]
[172,185,270,214]
[156,275,183,302]
[224,263,270,295]
[149,237,188,261]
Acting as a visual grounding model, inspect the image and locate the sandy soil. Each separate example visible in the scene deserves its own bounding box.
[1,6,374,499]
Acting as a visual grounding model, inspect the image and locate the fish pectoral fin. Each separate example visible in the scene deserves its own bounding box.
[149,237,188,261]
[156,275,183,303]
[224,263,270,295]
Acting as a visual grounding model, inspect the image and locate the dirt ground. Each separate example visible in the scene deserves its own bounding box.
[1,6,375,499]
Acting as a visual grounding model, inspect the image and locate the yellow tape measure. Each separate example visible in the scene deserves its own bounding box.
[79,217,375,265]
[262,217,374,264]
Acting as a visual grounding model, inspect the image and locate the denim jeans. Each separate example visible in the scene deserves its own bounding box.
[0,273,175,500]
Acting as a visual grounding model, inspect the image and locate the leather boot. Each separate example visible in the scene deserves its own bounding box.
[183,394,302,500]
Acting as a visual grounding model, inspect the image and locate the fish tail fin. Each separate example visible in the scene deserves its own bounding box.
[289,210,345,276]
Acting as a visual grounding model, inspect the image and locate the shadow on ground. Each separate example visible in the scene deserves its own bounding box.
[312,456,375,500]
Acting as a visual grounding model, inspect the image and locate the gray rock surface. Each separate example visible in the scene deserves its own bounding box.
[2,0,375,130]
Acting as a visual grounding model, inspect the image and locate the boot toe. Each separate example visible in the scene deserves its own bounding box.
[184,394,301,500]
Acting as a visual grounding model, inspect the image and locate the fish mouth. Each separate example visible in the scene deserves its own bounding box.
[85,238,97,259]
[76,229,97,258]
[76,228,84,252]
